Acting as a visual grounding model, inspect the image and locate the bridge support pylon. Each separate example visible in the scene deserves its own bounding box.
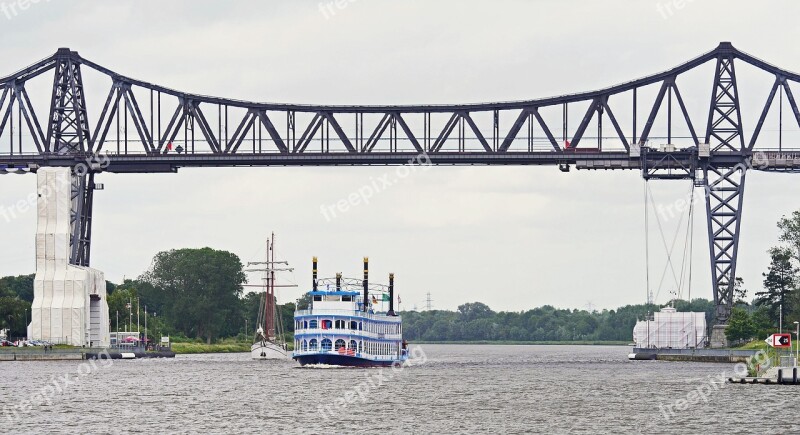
[702,164,746,348]
[70,171,95,267]
[703,44,747,348]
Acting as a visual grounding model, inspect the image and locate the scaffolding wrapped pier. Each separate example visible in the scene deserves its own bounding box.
[632,307,707,349]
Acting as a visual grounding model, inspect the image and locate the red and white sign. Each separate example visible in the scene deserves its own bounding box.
[765,333,792,348]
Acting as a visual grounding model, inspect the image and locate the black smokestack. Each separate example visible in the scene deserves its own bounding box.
[388,273,396,316]
[312,257,318,291]
[336,273,341,291]
[363,257,369,312]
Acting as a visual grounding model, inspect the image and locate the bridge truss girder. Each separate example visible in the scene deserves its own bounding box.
[3,42,800,329]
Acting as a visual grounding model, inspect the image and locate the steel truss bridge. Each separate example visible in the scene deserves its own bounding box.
[2,42,800,331]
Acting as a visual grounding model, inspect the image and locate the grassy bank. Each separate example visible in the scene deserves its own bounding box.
[733,340,770,351]
[171,342,251,354]
[170,338,296,354]
[410,340,630,346]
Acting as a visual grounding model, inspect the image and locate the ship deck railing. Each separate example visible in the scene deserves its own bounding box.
[294,328,402,340]
[295,309,402,321]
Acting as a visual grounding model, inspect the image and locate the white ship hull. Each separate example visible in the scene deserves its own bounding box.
[251,341,288,360]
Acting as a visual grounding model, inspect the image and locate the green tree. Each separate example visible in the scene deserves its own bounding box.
[107,287,139,332]
[140,248,246,344]
[751,306,774,339]
[733,277,748,304]
[296,293,312,310]
[0,274,34,302]
[457,302,494,322]
[0,296,30,338]
[725,307,756,344]
[241,291,262,337]
[778,211,800,262]
[755,247,797,325]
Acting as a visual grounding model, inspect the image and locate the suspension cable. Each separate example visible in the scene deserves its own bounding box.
[687,186,695,303]
[648,183,685,303]
[676,183,695,301]
[644,180,651,305]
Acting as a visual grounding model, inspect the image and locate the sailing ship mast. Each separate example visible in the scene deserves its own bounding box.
[266,234,275,338]
[245,233,295,343]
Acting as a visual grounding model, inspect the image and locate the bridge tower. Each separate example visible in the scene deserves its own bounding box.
[701,43,746,347]
[27,49,109,346]
[47,48,96,267]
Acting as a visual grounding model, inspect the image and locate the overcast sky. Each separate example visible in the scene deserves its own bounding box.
[1,0,800,312]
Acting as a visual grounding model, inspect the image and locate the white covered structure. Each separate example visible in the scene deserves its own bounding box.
[632,307,707,349]
[28,168,109,347]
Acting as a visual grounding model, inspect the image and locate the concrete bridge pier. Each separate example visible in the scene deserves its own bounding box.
[28,167,109,347]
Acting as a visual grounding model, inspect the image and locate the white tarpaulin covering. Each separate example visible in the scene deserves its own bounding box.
[28,168,109,346]
[632,307,707,349]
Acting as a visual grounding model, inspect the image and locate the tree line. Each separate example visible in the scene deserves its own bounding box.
[402,299,715,343]
[4,208,800,346]
[725,211,800,344]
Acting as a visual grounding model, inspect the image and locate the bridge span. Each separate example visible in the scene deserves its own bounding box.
[2,41,800,345]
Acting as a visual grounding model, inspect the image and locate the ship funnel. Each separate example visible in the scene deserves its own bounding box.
[336,272,342,291]
[363,257,369,312]
[388,273,396,316]
[312,257,318,291]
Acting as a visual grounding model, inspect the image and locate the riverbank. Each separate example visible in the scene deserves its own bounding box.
[628,347,758,363]
[0,348,176,361]
[411,340,630,346]
[171,342,251,354]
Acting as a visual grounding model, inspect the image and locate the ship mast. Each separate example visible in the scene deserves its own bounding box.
[265,234,275,338]
[245,232,295,342]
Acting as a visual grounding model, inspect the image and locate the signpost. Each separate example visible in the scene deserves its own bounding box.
[765,333,792,348]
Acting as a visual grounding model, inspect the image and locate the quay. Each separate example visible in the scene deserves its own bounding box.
[0,348,175,361]
[629,348,758,363]
[729,367,800,385]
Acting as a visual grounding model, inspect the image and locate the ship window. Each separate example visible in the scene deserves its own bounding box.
[334,339,346,351]
[349,340,357,350]
[335,320,346,329]
[309,320,318,329]
[321,339,332,352]
[313,295,322,302]
[342,295,352,302]
[358,341,363,352]
[302,340,308,352]
[309,339,318,351]
[321,320,332,330]
[303,321,308,329]
[350,321,358,330]
[358,322,363,331]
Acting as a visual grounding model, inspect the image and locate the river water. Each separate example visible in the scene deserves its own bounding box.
[1,345,797,434]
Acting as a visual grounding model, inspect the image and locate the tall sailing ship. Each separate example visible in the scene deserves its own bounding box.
[249,234,293,360]
[292,257,408,367]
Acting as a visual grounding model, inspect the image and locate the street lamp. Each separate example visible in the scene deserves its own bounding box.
[794,321,799,367]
